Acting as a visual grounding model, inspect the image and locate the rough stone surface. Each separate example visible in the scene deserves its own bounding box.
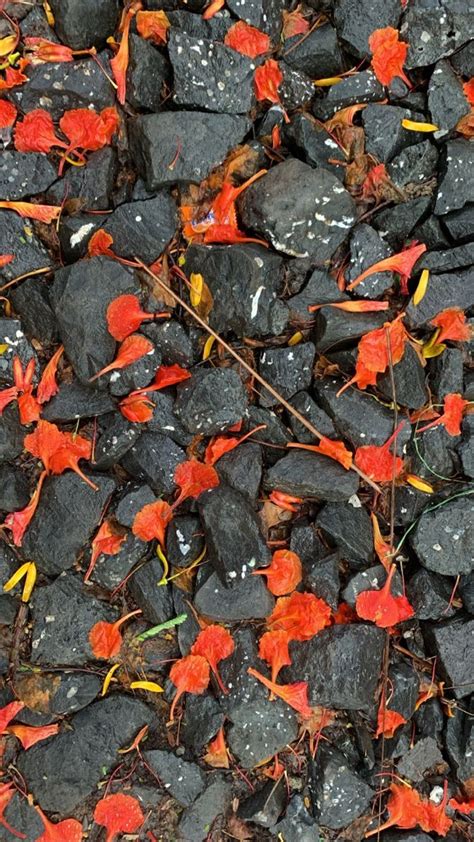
[174,368,248,435]
[410,496,474,576]
[49,0,120,49]
[259,343,315,407]
[422,617,474,699]
[310,744,374,830]
[144,750,205,806]
[265,450,359,501]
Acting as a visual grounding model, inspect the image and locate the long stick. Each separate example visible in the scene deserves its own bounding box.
[135,258,381,493]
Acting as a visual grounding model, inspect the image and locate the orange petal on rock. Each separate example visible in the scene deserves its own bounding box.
[119,393,154,423]
[0,201,60,223]
[253,549,302,596]
[258,630,292,684]
[87,229,114,257]
[173,460,220,507]
[346,242,426,293]
[248,667,313,717]
[106,294,157,341]
[7,723,59,749]
[0,100,17,128]
[93,793,144,842]
[355,565,414,628]
[37,345,64,404]
[89,334,154,381]
[224,21,270,58]
[4,471,47,546]
[136,10,170,45]
[254,59,283,104]
[369,26,411,88]
[430,307,471,344]
[169,654,210,722]
[191,625,234,693]
[35,807,83,842]
[132,499,174,546]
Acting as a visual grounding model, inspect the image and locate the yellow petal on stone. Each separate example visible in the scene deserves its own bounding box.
[21,562,36,603]
[314,76,343,87]
[101,663,121,696]
[405,474,434,493]
[413,269,429,306]
[0,344,8,354]
[130,680,164,693]
[288,331,303,346]
[202,334,216,360]
[156,544,169,586]
[190,272,203,307]
[401,118,439,132]
[3,562,31,593]
[43,1,55,25]
[0,35,18,58]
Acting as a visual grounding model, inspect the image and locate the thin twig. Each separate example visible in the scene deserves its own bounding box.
[135,258,382,494]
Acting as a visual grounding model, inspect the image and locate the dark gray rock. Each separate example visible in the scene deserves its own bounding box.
[90,532,147,591]
[440,203,474,242]
[121,432,185,496]
[103,194,177,263]
[46,147,117,211]
[401,0,474,69]
[0,211,52,283]
[388,141,439,189]
[17,671,101,717]
[313,71,384,121]
[30,573,116,666]
[238,158,356,260]
[410,495,474,576]
[283,23,343,77]
[459,415,474,479]
[3,793,44,841]
[226,0,285,37]
[0,318,37,387]
[373,197,432,250]
[185,244,287,338]
[58,214,106,264]
[126,33,169,112]
[419,243,474,273]
[22,473,115,575]
[279,64,314,110]
[144,750,205,806]
[283,625,385,711]
[342,564,404,607]
[435,139,474,215]
[429,348,464,400]
[346,223,394,297]
[265,450,359,501]
[17,695,152,814]
[459,572,474,613]
[49,0,120,49]
[145,391,191,447]
[428,59,470,139]
[9,279,58,347]
[115,484,157,528]
[405,270,473,326]
[287,268,348,326]
[93,415,141,469]
[282,113,346,179]
[422,617,474,699]
[271,794,319,842]
[51,257,137,384]
[409,425,459,481]
[181,693,224,753]
[288,391,336,443]
[128,558,174,624]
[169,29,254,113]
[178,778,231,842]
[397,737,444,782]
[199,485,269,586]
[309,744,374,829]
[388,663,420,719]
[259,343,315,407]
[334,0,401,58]
[166,514,204,569]
[362,104,426,163]
[451,39,474,75]
[238,777,286,828]
[194,571,274,621]
[304,552,340,610]
[0,151,57,201]
[0,463,29,512]
[217,442,262,504]
[445,699,474,782]
[0,406,24,464]
[315,502,373,566]
[166,9,233,40]
[174,368,248,435]
[313,307,388,353]
[129,110,250,190]
[378,342,428,409]
[414,698,444,741]
[42,380,116,422]
[107,341,161,398]
[143,320,195,368]
[407,569,456,620]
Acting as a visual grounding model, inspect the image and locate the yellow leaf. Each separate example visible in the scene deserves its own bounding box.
[156,544,169,586]
[177,254,186,267]
[0,35,17,58]
[0,344,8,354]
[43,1,55,25]
[401,118,439,132]
[203,335,216,360]
[190,272,203,307]
[101,663,120,696]
[4,562,31,593]
[413,269,429,306]
[22,562,36,603]
[314,76,343,87]
[405,474,434,493]
[423,343,446,358]
[130,680,164,693]
[288,331,303,346]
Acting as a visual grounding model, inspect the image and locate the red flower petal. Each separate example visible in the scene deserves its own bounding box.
[224,21,270,58]
[89,334,154,381]
[355,565,414,628]
[94,793,144,842]
[7,723,59,750]
[268,591,332,641]
[430,308,471,344]
[191,625,234,693]
[253,549,302,596]
[354,421,405,483]
[248,667,313,717]
[369,27,411,88]
[254,59,283,104]
[14,108,63,153]
[36,808,83,842]
[106,294,156,341]
[0,99,16,129]
[173,460,220,507]
[169,654,210,721]
[132,499,173,546]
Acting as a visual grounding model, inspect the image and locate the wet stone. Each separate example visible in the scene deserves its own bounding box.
[459,415,474,478]
[419,243,474,274]
[30,573,116,666]
[279,64,314,110]
[128,558,175,625]
[304,552,340,610]
[51,257,137,384]
[429,349,464,400]
[271,794,319,842]
[388,141,439,190]
[282,113,346,178]
[42,380,115,422]
[168,30,254,114]
[143,320,195,368]
[459,572,474,614]
[90,532,147,591]
[342,564,404,607]
[346,223,394,297]
[414,698,445,742]
[435,139,474,216]
[315,502,374,567]
[314,379,412,450]
[410,495,474,576]
[129,111,250,190]
[174,368,248,435]
[405,270,473,327]
[3,793,44,842]
[178,778,231,842]
[23,472,115,575]
[441,204,474,242]
[373,197,432,250]
[265,450,359,501]
[313,308,388,353]
[0,318,37,387]
[18,695,152,815]
[181,693,224,753]
[199,485,269,587]
[166,9,233,40]
[185,244,287,338]
[115,484,157,528]
[415,215,451,250]
[362,104,426,163]
[409,425,459,480]
[166,515,204,569]
[145,391,191,447]
[46,147,118,211]
[397,736,444,782]
[226,0,285,37]
[144,750,205,806]
[194,570,274,621]
[422,617,474,699]
[0,464,29,512]
[445,700,474,782]
[283,23,343,78]
[103,195,177,264]
[313,71,384,121]
[287,268,347,326]
[0,406,24,464]
[334,0,401,58]
[121,432,185,496]
[309,744,374,830]
[0,151,57,201]
[288,391,336,443]
[238,777,286,828]
[216,442,262,505]
[9,279,58,347]
[49,0,120,50]
[378,342,428,409]
[16,671,101,717]
[93,415,141,469]
[259,343,315,407]
[126,33,169,112]
[402,0,474,69]
[13,53,115,120]
[407,569,456,620]
[283,625,385,711]
[238,158,356,260]
[107,341,160,397]
[0,212,52,283]
[388,663,420,719]
[228,696,298,768]
[58,214,106,264]
[428,60,470,139]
